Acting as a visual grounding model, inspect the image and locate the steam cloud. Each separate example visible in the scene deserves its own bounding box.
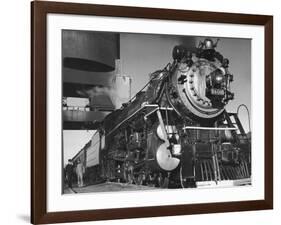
[76,86,117,107]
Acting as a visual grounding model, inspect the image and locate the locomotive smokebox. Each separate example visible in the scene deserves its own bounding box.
[167,38,234,122]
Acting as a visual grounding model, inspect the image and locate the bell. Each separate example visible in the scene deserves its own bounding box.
[204,39,214,49]
[172,45,187,61]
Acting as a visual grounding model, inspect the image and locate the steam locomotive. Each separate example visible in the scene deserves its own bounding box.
[81,38,251,188]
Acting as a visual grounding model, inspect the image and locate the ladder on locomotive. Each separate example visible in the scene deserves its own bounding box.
[223,111,250,142]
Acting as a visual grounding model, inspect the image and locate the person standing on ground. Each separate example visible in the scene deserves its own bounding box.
[76,159,85,187]
[65,159,74,189]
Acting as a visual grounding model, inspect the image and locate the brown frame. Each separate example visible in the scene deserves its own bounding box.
[31,1,273,224]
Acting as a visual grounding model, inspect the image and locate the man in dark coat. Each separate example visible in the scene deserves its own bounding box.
[65,159,74,188]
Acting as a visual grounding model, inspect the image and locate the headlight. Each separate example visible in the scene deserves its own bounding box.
[214,73,224,84]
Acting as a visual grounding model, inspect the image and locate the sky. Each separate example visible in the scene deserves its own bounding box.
[63,130,95,165]
[63,33,251,163]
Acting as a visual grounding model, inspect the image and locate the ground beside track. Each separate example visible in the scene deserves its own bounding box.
[64,181,158,194]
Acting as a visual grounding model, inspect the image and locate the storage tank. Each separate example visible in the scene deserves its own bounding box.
[62,30,120,129]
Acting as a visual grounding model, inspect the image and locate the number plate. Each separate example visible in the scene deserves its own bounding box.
[211,88,224,96]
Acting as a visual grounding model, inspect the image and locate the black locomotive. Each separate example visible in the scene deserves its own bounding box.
[90,38,251,188]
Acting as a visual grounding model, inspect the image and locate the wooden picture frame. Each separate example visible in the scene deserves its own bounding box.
[31,1,273,224]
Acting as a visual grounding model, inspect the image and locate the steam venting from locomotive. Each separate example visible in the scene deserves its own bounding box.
[76,86,116,106]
